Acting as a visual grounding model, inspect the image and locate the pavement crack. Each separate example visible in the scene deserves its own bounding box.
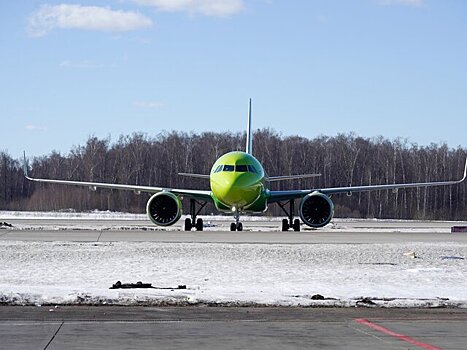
[348,321,389,344]
[97,230,103,242]
[43,321,64,350]
[0,229,12,237]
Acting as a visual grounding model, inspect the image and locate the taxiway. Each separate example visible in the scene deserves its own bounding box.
[1,217,467,244]
[1,306,466,350]
[1,216,467,349]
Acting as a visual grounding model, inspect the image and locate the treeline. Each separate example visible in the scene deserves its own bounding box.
[1,129,466,220]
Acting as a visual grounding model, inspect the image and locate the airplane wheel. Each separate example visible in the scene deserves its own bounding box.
[195,218,203,231]
[281,219,289,231]
[237,222,243,231]
[293,219,300,232]
[230,222,237,231]
[184,218,192,231]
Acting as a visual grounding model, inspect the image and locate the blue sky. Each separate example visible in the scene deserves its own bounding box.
[1,0,467,158]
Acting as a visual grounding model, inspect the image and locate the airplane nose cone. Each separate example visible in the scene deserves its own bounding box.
[211,174,261,209]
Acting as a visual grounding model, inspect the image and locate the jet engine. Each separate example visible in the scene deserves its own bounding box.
[299,192,334,228]
[146,192,182,226]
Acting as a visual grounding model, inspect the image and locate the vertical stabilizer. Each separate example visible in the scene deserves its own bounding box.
[246,98,252,154]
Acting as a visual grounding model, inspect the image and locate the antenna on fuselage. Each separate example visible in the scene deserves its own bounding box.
[246,98,252,155]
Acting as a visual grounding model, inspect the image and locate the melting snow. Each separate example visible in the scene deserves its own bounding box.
[1,211,466,307]
[0,240,466,307]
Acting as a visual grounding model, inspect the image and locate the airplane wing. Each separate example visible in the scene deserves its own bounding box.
[23,154,212,202]
[268,157,467,203]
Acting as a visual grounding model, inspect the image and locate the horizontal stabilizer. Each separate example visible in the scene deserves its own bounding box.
[267,174,321,182]
[178,173,211,179]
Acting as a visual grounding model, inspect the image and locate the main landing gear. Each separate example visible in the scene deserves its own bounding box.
[184,199,207,231]
[277,200,300,232]
[230,210,243,231]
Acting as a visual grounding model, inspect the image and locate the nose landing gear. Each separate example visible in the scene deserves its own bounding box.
[230,210,243,231]
[184,199,207,231]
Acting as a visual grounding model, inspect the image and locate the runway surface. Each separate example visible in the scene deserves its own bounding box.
[1,306,466,349]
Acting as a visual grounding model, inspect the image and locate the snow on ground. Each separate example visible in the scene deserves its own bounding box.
[1,240,466,307]
[1,210,460,232]
[0,210,148,221]
[1,211,466,307]
[0,210,279,221]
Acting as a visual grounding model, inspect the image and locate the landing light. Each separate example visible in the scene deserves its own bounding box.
[232,206,236,212]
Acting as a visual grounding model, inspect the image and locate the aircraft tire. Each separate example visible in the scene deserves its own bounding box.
[184,218,192,231]
[230,222,236,231]
[282,219,289,231]
[237,222,243,231]
[293,219,300,232]
[195,218,203,231]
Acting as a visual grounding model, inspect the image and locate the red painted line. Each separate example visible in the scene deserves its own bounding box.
[355,319,442,350]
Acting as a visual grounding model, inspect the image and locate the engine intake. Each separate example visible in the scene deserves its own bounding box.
[146,192,182,226]
[299,192,334,228]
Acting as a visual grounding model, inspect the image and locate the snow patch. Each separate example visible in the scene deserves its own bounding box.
[1,241,466,307]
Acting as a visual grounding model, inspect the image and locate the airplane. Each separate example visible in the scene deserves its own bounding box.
[23,99,467,232]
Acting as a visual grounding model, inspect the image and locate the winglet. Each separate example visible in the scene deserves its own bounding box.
[462,157,467,182]
[23,151,30,179]
[246,98,252,155]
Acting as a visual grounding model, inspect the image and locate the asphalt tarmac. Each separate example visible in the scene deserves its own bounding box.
[1,217,467,349]
[0,306,466,349]
[1,217,467,244]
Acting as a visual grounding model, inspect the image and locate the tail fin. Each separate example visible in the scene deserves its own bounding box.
[246,98,252,154]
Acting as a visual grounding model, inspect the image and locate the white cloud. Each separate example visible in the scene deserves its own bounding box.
[315,14,328,24]
[134,101,165,108]
[25,124,47,132]
[132,0,244,17]
[59,60,100,69]
[28,4,153,37]
[379,0,423,6]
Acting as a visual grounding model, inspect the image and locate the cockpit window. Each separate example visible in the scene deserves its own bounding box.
[218,164,258,173]
[235,165,248,172]
[223,165,234,172]
[247,165,258,174]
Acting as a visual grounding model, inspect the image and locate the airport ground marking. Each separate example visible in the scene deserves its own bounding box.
[355,318,442,350]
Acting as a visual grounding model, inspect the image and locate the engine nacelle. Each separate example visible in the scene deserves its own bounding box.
[299,192,334,228]
[146,192,182,226]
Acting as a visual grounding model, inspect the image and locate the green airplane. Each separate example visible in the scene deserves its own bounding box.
[24,99,467,231]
